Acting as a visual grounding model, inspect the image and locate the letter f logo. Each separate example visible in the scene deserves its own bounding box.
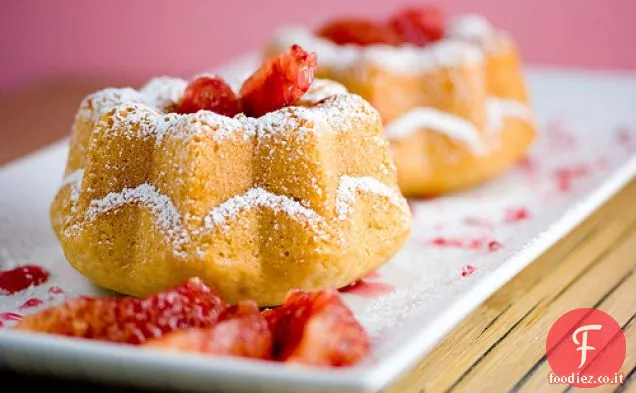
[572,324,602,368]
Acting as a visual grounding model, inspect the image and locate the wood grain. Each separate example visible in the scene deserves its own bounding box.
[1,80,634,393]
[386,179,636,393]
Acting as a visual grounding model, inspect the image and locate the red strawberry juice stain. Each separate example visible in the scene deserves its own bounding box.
[0,312,22,322]
[504,207,530,223]
[461,265,476,277]
[18,298,44,310]
[429,237,487,250]
[488,241,503,252]
[48,286,64,295]
[339,280,394,297]
[616,127,631,145]
[467,239,484,250]
[430,237,464,248]
[429,237,503,253]
[0,312,23,327]
[554,164,590,192]
[0,265,50,295]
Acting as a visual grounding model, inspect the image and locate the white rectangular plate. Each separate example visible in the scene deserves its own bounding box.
[0,65,635,393]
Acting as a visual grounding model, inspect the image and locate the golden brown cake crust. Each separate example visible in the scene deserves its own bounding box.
[390,116,535,196]
[50,79,412,306]
[267,14,537,197]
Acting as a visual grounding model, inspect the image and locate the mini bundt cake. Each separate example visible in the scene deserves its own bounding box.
[267,7,537,196]
[50,45,412,306]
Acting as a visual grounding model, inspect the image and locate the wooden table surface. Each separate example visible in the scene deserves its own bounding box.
[0,80,634,393]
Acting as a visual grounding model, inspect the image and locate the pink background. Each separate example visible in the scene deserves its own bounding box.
[2,0,636,93]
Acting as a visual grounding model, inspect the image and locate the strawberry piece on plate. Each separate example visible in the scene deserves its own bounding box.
[264,289,370,367]
[144,300,272,360]
[15,277,227,345]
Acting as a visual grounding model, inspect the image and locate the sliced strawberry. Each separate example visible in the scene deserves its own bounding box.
[175,75,242,117]
[264,289,370,367]
[239,44,317,117]
[316,19,401,46]
[15,278,227,345]
[389,6,445,46]
[144,300,272,360]
[218,299,260,321]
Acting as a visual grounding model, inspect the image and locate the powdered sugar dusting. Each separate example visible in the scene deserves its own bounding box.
[80,78,378,145]
[384,97,531,151]
[76,77,187,125]
[446,14,515,54]
[485,98,532,133]
[62,173,407,256]
[362,283,445,337]
[202,188,327,230]
[61,169,84,207]
[270,26,483,76]
[61,169,84,187]
[447,15,495,49]
[56,76,401,258]
[268,13,526,81]
[336,176,408,220]
[82,183,188,246]
[139,76,188,109]
[300,79,348,105]
[384,107,487,153]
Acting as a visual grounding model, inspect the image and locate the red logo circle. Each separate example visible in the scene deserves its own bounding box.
[546,308,626,388]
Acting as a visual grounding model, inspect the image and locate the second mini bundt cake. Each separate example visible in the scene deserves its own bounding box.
[50,45,412,306]
[267,7,537,196]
